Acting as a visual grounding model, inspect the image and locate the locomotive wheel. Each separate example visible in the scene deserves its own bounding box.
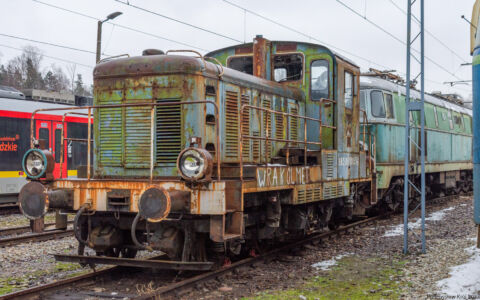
[97,247,138,258]
[120,248,138,258]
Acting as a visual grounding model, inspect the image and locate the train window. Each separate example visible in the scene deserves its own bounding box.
[54,129,61,163]
[311,60,329,100]
[370,90,386,118]
[273,54,303,82]
[433,106,439,127]
[448,110,453,130]
[344,71,353,110]
[454,115,464,130]
[384,93,394,118]
[38,128,49,148]
[227,56,253,75]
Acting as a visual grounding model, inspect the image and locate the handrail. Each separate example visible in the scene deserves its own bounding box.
[98,54,130,64]
[239,104,335,180]
[30,100,221,181]
[204,56,225,78]
[166,50,206,70]
[360,109,369,148]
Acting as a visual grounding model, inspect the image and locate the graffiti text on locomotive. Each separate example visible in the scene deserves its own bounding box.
[256,166,310,187]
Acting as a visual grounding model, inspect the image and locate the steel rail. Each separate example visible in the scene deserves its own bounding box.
[0,229,73,247]
[0,221,73,236]
[0,221,73,237]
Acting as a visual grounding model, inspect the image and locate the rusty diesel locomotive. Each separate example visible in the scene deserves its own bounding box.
[18,37,377,265]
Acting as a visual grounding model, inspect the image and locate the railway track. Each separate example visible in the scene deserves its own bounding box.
[0,203,19,215]
[0,214,385,300]
[0,193,467,299]
[0,228,73,247]
[0,221,73,237]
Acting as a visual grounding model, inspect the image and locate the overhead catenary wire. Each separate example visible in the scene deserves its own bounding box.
[335,0,464,81]
[221,0,392,70]
[0,32,100,56]
[113,0,243,44]
[32,0,208,52]
[222,0,470,95]
[0,43,94,69]
[388,0,469,64]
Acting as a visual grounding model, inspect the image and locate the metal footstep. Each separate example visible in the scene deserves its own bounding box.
[54,254,214,271]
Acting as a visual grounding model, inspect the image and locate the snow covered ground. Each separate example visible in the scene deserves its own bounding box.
[437,245,480,296]
[383,206,456,237]
[311,254,350,271]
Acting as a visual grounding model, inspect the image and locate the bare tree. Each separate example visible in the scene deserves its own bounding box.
[66,63,77,93]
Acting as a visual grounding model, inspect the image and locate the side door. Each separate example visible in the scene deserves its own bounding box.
[306,53,335,150]
[52,121,67,178]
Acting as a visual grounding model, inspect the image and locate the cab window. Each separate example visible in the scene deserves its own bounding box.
[384,93,394,118]
[227,56,253,75]
[344,71,353,110]
[370,90,386,118]
[360,90,366,111]
[311,59,329,100]
[273,54,303,82]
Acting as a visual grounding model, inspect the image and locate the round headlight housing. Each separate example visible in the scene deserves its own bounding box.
[176,148,213,181]
[22,149,53,179]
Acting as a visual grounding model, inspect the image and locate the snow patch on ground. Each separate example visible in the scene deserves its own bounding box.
[383,206,456,237]
[437,246,480,296]
[425,207,455,221]
[312,254,349,271]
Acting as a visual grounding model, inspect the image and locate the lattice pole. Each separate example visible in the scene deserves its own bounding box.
[404,0,426,254]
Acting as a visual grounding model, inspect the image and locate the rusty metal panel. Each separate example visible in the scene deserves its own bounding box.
[338,152,359,179]
[191,182,225,215]
[322,150,337,180]
[359,151,366,178]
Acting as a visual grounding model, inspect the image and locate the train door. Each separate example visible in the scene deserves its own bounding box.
[306,54,335,150]
[52,121,67,178]
[35,120,51,151]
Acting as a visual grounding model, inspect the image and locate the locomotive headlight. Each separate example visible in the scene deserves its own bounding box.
[177,148,213,181]
[22,149,54,179]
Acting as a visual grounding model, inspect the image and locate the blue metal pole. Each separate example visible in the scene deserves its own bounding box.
[404,0,412,255]
[420,0,426,254]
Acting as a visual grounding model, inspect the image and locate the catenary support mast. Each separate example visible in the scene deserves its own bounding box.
[404,0,426,254]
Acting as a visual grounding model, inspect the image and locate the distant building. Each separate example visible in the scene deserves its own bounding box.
[23,89,75,105]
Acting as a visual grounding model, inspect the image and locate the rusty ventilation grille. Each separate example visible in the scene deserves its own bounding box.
[274,99,284,140]
[241,94,250,159]
[289,105,298,145]
[98,97,122,166]
[225,91,239,158]
[326,153,336,178]
[262,96,272,156]
[297,187,321,203]
[323,184,343,199]
[125,102,151,167]
[156,98,182,164]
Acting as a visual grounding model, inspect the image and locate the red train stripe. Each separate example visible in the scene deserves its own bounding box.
[0,110,89,123]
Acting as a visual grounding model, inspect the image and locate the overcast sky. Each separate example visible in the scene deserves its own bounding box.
[0,0,474,98]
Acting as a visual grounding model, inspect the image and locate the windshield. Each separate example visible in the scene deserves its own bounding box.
[228,56,253,75]
[273,54,303,82]
[371,90,386,118]
[311,60,329,100]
